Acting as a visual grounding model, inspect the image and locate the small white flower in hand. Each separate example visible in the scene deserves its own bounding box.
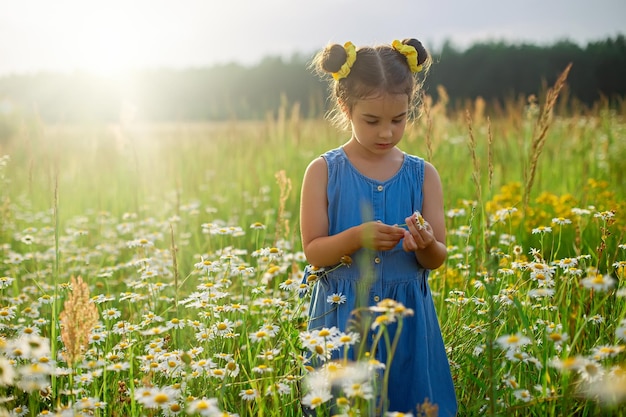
[413,210,426,230]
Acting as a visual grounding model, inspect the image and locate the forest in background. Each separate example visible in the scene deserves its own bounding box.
[0,35,625,128]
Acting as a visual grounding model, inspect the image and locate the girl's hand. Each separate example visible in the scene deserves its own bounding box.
[360,221,406,251]
[402,212,436,252]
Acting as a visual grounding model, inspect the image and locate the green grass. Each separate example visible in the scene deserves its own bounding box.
[0,95,625,416]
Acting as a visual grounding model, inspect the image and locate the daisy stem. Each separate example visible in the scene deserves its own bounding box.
[129,347,137,415]
[380,317,403,414]
[51,169,59,397]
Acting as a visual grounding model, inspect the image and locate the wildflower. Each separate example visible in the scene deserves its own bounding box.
[582,365,626,405]
[343,381,374,400]
[513,389,532,402]
[576,357,604,382]
[224,303,248,313]
[0,305,17,321]
[547,332,569,345]
[336,255,353,267]
[142,386,181,409]
[11,406,29,417]
[102,308,121,320]
[591,345,625,360]
[581,273,616,292]
[371,313,397,330]
[446,208,466,218]
[337,332,360,347]
[556,257,577,270]
[327,293,347,305]
[496,333,532,350]
[252,364,273,374]
[0,356,15,386]
[186,397,221,416]
[127,238,154,248]
[532,226,552,234]
[249,329,271,343]
[528,288,555,299]
[107,362,131,372]
[0,276,14,289]
[594,210,615,221]
[302,389,333,410]
[502,374,519,389]
[571,207,591,216]
[279,278,298,291]
[550,356,581,371]
[266,381,291,396]
[239,388,259,401]
[257,348,281,361]
[89,332,107,345]
[551,217,572,226]
[250,222,266,230]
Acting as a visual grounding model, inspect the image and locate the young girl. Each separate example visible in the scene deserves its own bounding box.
[300,39,457,415]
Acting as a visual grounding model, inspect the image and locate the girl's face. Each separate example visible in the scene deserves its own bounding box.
[346,93,409,154]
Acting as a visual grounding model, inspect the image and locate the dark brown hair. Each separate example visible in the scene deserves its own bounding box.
[311,38,431,129]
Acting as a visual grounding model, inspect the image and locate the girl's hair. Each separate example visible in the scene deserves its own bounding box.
[311,38,431,129]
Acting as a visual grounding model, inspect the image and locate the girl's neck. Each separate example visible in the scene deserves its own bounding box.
[342,139,404,182]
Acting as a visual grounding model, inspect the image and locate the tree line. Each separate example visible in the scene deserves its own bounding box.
[0,35,625,124]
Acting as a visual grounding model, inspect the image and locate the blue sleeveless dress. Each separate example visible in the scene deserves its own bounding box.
[305,147,457,416]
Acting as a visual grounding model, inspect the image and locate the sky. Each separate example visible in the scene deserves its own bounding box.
[0,0,625,76]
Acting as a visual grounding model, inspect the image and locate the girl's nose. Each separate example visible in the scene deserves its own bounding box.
[379,126,393,139]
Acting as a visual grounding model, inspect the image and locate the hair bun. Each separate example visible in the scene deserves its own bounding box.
[402,38,428,66]
[320,44,348,74]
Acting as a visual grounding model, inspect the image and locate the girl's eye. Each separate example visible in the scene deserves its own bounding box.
[392,118,404,124]
[366,120,378,125]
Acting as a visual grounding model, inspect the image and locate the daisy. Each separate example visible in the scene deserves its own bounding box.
[532,226,552,234]
[0,306,17,321]
[551,217,572,226]
[591,345,625,360]
[528,288,555,299]
[252,364,273,374]
[581,273,616,291]
[327,293,347,305]
[102,308,121,320]
[587,314,605,324]
[496,333,532,350]
[0,356,16,386]
[186,397,221,416]
[301,388,333,410]
[576,357,604,382]
[342,381,374,400]
[547,332,569,345]
[239,388,259,401]
[513,389,532,402]
[337,332,360,347]
[11,406,29,417]
[145,386,181,409]
[257,348,281,361]
[0,276,14,289]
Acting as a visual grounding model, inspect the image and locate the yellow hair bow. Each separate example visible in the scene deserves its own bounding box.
[332,41,357,80]
[392,39,423,73]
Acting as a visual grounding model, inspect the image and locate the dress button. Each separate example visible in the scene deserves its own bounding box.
[374,257,381,264]
[377,185,383,191]
[374,296,380,302]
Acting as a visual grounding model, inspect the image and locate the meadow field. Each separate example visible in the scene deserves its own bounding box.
[0,86,625,416]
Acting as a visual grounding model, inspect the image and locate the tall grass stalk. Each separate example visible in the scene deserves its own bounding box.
[523,63,573,213]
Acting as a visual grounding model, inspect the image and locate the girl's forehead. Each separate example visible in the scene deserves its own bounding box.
[353,93,409,114]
